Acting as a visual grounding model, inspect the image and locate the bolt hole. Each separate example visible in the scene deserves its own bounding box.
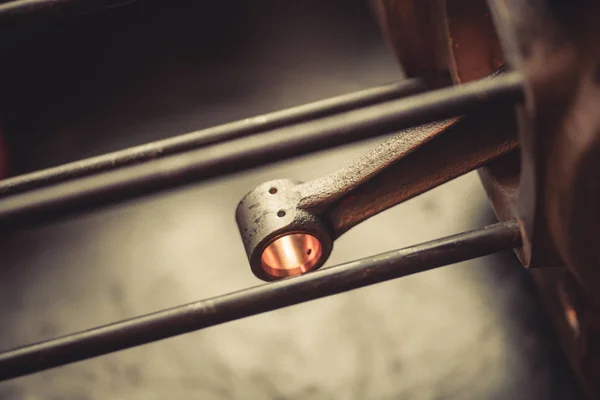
[307,248,312,255]
[269,187,277,194]
[277,210,286,218]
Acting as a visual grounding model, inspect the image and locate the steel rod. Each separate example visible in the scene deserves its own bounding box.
[0,220,522,381]
[0,80,426,197]
[0,0,141,21]
[0,72,524,228]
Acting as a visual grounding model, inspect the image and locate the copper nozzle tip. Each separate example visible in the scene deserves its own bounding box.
[260,233,324,279]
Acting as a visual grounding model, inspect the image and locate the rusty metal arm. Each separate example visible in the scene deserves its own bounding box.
[320,109,518,237]
[236,97,520,281]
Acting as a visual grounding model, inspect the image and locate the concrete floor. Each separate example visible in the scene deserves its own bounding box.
[0,1,580,398]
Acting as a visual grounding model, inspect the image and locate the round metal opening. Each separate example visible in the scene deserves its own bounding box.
[260,233,323,278]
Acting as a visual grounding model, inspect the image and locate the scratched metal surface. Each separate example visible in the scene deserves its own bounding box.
[0,1,579,399]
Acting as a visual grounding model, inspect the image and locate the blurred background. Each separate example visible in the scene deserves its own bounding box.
[0,0,581,398]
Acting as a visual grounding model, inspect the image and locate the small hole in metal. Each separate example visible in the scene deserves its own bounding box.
[277,210,286,218]
[269,187,277,194]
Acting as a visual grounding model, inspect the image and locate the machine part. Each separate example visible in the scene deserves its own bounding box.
[0,79,427,197]
[373,0,450,85]
[481,0,600,276]
[260,232,324,278]
[375,0,504,84]
[0,220,522,381]
[375,0,600,397]
[0,0,593,392]
[237,105,519,280]
[375,0,518,230]
[236,178,336,280]
[485,1,600,397]
[374,0,503,84]
[0,72,523,229]
[488,0,600,289]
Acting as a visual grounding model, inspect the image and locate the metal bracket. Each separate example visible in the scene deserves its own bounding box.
[236,106,518,281]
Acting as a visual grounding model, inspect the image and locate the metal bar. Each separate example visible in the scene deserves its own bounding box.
[0,72,524,228]
[325,108,519,237]
[0,80,426,197]
[0,220,522,381]
[0,0,141,21]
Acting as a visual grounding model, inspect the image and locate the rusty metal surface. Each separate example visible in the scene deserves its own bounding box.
[373,0,504,86]
[372,0,525,260]
[324,109,517,237]
[444,0,503,83]
[486,2,600,397]
[485,0,567,269]
[372,0,449,85]
[326,0,600,396]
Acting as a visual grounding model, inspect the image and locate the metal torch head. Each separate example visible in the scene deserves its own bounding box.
[235,179,333,281]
